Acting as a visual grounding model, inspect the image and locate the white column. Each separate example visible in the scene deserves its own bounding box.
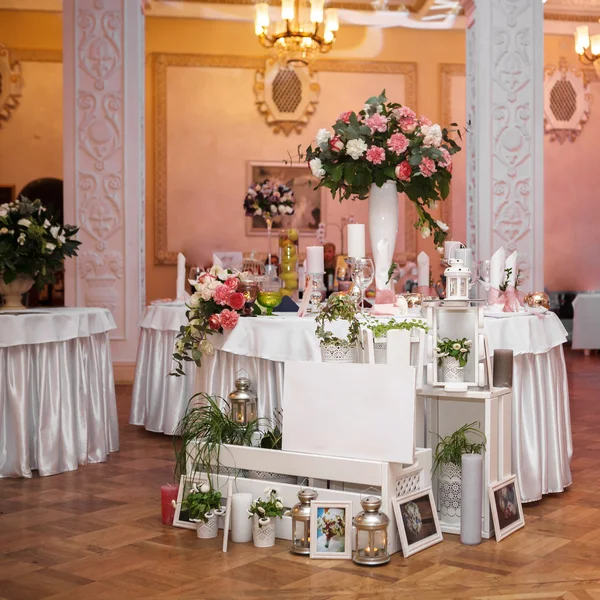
[63,0,145,366]
[463,0,544,292]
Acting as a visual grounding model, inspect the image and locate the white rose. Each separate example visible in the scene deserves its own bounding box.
[188,292,202,308]
[208,279,221,291]
[420,226,431,239]
[200,483,210,493]
[0,228,8,235]
[198,285,212,301]
[346,138,368,160]
[421,124,443,148]
[199,339,215,356]
[278,204,286,214]
[45,242,56,253]
[309,157,326,178]
[17,218,31,228]
[315,128,331,146]
[452,343,461,350]
[435,220,449,233]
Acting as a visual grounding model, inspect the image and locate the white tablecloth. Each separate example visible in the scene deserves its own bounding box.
[0,307,119,478]
[572,293,600,350]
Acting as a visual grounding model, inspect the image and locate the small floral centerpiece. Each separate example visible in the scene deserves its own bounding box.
[316,509,346,549]
[0,196,80,309]
[244,180,295,224]
[174,481,224,539]
[436,337,472,383]
[315,294,361,363]
[171,266,251,376]
[248,487,285,547]
[305,91,460,246]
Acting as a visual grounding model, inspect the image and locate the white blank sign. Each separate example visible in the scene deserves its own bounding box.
[282,362,416,464]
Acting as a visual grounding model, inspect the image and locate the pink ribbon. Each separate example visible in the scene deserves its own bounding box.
[375,288,396,304]
[490,285,521,313]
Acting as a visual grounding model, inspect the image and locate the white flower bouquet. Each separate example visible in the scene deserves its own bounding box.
[436,337,472,368]
[248,488,285,526]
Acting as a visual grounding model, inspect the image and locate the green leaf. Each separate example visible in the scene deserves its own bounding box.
[383,166,396,179]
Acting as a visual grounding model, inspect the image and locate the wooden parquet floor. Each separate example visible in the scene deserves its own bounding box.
[1,351,600,600]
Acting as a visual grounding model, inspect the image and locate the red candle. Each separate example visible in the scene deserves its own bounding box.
[161,484,179,525]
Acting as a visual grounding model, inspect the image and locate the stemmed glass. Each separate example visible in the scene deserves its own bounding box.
[478,260,490,294]
[351,258,374,314]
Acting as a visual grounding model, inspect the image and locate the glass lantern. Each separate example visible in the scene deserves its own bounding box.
[290,488,318,555]
[227,374,257,425]
[444,258,471,301]
[353,496,390,566]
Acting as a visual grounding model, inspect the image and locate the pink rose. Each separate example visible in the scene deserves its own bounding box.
[228,292,245,311]
[419,115,432,127]
[387,132,409,155]
[393,106,416,120]
[366,146,386,165]
[438,147,452,172]
[224,277,239,291]
[338,110,352,124]
[395,161,412,182]
[328,136,344,153]
[208,313,221,330]
[419,156,437,177]
[400,116,417,133]
[220,309,239,330]
[214,284,232,306]
[365,113,388,134]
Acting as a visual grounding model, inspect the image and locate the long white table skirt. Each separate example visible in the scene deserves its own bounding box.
[130,327,197,435]
[0,332,119,478]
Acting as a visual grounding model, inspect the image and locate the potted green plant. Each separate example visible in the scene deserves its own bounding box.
[364,317,428,364]
[247,487,285,547]
[315,294,361,363]
[436,337,472,383]
[432,422,486,527]
[180,481,224,539]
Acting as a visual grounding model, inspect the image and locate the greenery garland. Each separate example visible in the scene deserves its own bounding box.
[314,294,361,348]
[363,316,428,339]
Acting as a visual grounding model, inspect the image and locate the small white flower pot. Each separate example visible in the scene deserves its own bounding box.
[321,343,357,363]
[191,512,218,539]
[442,356,464,383]
[252,513,276,547]
[438,463,462,527]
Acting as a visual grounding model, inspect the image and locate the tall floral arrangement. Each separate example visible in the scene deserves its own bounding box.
[171,266,251,376]
[305,91,461,246]
[244,180,295,221]
[0,196,80,288]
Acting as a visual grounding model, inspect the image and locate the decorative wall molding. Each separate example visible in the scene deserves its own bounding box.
[152,52,418,265]
[0,44,23,128]
[440,63,465,236]
[10,48,62,63]
[63,0,145,363]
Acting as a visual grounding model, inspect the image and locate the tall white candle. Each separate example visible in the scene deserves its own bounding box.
[460,454,483,545]
[306,246,324,274]
[231,493,253,543]
[347,223,366,258]
[417,251,429,287]
[176,252,186,299]
[444,240,461,260]
[454,248,472,270]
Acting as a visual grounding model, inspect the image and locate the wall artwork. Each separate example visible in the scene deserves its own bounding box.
[489,475,524,542]
[246,161,324,236]
[309,501,353,560]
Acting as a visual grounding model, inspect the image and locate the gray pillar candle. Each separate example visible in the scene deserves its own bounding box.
[493,349,513,388]
[460,453,483,545]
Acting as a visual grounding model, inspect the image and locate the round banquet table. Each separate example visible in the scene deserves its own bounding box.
[0,307,119,478]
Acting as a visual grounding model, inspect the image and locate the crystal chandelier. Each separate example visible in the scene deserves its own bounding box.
[574,24,600,75]
[254,0,339,66]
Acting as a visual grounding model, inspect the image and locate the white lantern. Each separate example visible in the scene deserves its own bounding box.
[444,258,471,301]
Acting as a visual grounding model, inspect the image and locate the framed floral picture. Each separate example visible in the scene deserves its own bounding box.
[173,473,210,530]
[246,161,324,236]
[309,501,353,560]
[489,476,524,542]
[392,487,443,557]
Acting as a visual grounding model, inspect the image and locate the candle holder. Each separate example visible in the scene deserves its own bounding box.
[307,272,325,314]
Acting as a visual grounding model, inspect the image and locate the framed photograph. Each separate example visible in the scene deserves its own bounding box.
[246,161,324,236]
[489,476,524,541]
[310,501,353,560]
[173,473,210,530]
[392,488,443,558]
[0,185,15,205]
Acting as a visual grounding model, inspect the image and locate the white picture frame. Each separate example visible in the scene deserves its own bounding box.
[489,475,524,542]
[392,487,443,558]
[173,473,209,530]
[309,501,353,560]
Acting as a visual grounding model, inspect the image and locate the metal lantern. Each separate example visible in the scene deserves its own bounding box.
[353,496,390,566]
[227,374,257,425]
[444,258,471,300]
[290,488,318,555]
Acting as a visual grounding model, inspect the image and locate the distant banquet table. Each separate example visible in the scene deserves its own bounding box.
[0,307,119,478]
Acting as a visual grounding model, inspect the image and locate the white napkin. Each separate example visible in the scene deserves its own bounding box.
[417,251,429,287]
[505,251,518,286]
[176,252,186,300]
[489,247,506,290]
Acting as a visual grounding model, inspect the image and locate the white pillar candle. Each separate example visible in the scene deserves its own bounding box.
[454,248,473,270]
[176,252,186,299]
[417,251,429,287]
[347,223,366,258]
[231,493,253,543]
[306,246,324,274]
[460,453,483,545]
[444,240,462,260]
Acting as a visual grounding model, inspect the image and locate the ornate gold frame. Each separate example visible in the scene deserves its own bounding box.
[440,63,465,237]
[152,52,418,265]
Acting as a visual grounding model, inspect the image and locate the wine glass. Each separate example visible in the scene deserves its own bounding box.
[188,266,202,289]
[478,260,490,292]
[336,265,351,293]
[351,258,374,314]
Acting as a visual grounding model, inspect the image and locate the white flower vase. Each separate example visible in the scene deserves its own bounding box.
[191,512,219,539]
[438,463,462,527]
[0,275,34,310]
[252,514,276,547]
[368,181,398,296]
[321,343,357,363]
[373,337,387,364]
[442,356,464,383]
